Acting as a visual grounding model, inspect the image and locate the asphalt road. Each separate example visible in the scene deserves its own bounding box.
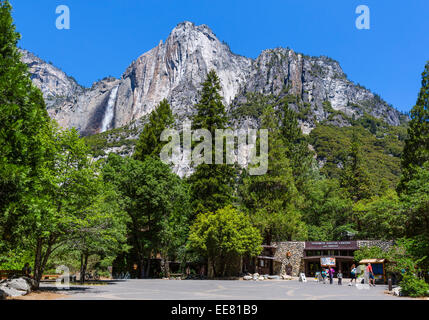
[41,279,406,300]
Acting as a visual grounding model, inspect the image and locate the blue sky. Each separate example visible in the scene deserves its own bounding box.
[10,0,429,113]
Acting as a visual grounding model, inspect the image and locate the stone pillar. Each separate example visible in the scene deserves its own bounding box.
[274,242,305,277]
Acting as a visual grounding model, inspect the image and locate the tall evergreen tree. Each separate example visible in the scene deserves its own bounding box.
[398,61,429,193]
[188,70,237,215]
[134,99,174,161]
[240,106,307,244]
[280,103,314,192]
[340,131,373,202]
[192,70,228,134]
[398,62,429,242]
[0,0,51,248]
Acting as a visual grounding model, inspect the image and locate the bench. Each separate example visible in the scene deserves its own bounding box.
[41,274,61,280]
[0,270,26,280]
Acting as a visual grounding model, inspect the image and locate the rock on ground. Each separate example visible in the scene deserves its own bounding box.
[0,277,36,298]
[392,287,402,296]
[0,288,7,300]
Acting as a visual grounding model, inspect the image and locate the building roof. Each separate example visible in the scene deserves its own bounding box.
[359,259,386,264]
[257,256,281,262]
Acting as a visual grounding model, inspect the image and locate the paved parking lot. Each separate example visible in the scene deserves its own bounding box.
[41,279,405,300]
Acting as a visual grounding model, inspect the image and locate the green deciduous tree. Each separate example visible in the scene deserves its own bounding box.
[354,246,389,263]
[134,99,174,161]
[65,178,129,284]
[353,189,405,240]
[0,0,51,251]
[301,177,354,241]
[103,154,191,278]
[389,237,429,276]
[20,128,106,286]
[188,206,262,278]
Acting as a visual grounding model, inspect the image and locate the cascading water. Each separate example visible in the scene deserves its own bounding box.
[100,85,119,133]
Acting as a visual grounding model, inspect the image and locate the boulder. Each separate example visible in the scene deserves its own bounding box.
[258,276,265,281]
[7,278,31,293]
[22,277,38,291]
[0,288,7,300]
[281,274,292,280]
[0,277,36,298]
[0,286,26,298]
[243,276,252,281]
[392,287,402,296]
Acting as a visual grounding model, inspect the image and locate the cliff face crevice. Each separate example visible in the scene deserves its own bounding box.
[21,21,404,137]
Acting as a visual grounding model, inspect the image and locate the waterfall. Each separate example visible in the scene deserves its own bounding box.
[100,85,119,133]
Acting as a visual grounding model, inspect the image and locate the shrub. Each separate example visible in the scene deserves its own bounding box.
[400,274,429,297]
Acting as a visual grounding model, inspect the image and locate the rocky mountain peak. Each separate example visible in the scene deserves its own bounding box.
[170,21,215,38]
[21,21,405,138]
[115,22,252,128]
[19,49,84,108]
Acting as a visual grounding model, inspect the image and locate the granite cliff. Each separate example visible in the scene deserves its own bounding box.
[21,21,405,139]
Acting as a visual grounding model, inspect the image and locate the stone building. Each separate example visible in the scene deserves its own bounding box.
[244,240,395,277]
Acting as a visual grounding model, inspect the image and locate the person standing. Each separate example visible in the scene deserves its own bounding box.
[366,263,375,287]
[328,266,335,285]
[349,264,357,286]
[337,270,343,285]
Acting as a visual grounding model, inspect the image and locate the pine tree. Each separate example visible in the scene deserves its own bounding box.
[240,106,307,243]
[340,131,373,202]
[192,70,228,135]
[0,0,51,246]
[188,70,236,215]
[134,99,174,161]
[398,62,429,241]
[398,61,429,193]
[280,104,314,192]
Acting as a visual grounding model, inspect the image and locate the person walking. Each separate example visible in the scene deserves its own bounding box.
[321,268,327,284]
[366,263,375,287]
[349,264,357,286]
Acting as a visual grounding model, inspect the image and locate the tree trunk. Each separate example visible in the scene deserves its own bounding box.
[207,257,214,279]
[79,254,84,281]
[145,255,151,278]
[266,232,272,246]
[222,262,227,278]
[34,239,53,288]
[208,256,217,278]
[33,238,43,288]
[164,255,170,278]
[139,258,145,279]
[80,253,89,284]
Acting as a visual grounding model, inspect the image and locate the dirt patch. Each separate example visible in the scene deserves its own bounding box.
[8,291,68,300]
